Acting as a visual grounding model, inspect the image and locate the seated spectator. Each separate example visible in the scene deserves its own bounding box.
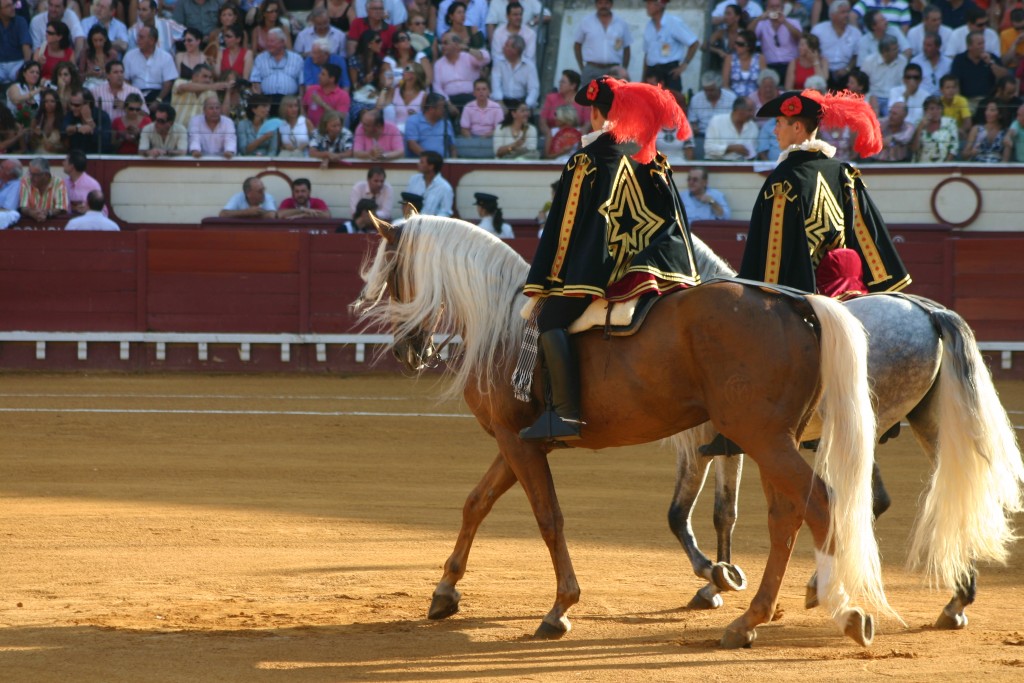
[348,29,385,94]
[946,7,1001,59]
[35,19,74,81]
[812,0,862,90]
[65,190,119,230]
[756,116,781,160]
[130,0,176,55]
[309,111,354,165]
[856,10,910,66]
[172,63,228,126]
[963,99,1009,161]
[406,150,454,216]
[0,104,26,153]
[434,32,489,110]
[750,67,780,111]
[236,93,280,157]
[353,107,404,160]
[188,94,236,158]
[175,28,211,80]
[456,78,502,158]
[31,88,66,155]
[491,34,537,109]
[939,73,974,135]
[339,197,378,233]
[539,69,589,143]
[302,38,348,90]
[908,5,953,58]
[704,96,757,160]
[62,148,103,215]
[295,7,345,57]
[30,0,84,54]
[111,92,151,154]
[688,70,737,157]
[950,31,1010,111]
[545,104,583,159]
[351,166,394,220]
[278,178,331,219]
[52,60,81,112]
[348,0,398,56]
[437,0,488,59]
[393,62,428,131]
[214,24,253,81]
[404,92,456,157]
[63,89,113,154]
[0,1,31,85]
[862,34,907,115]
[473,192,514,239]
[889,62,928,124]
[913,94,958,161]
[986,75,1023,126]
[7,62,44,124]
[251,0,293,54]
[276,95,311,158]
[1004,102,1024,161]
[123,25,177,105]
[751,0,801,80]
[79,25,119,87]
[205,2,246,55]
[304,63,350,129]
[723,29,765,98]
[0,158,23,213]
[407,11,435,56]
[219,176,277,218]
[19,156,68,221]
[1002,9,1024,71]
[680,167,730,221]
[91,60,148,121]
[491,2,537,65]
[707,3,747,74]
[251,28,304,108]
[493,98,538,159]
[785,33,829,91]
[912,31,953,96]
[139,102,188,157]
[385,30,433,90]
[872,101,915,160]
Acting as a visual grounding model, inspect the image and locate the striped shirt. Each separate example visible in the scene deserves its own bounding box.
[854,0,911,27]
[251,50,304,96]
[19,176,68,214]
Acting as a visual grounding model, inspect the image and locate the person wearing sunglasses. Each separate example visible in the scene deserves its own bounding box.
[139,101,189,157]
[945,6,1002,58]
[887,62,927,124]
[111,92,152,154]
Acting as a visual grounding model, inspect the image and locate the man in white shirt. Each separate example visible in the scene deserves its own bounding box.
[642,0,699,93]
[294,7,345,57]
[491,35,539,108]
[857,9,911,65]
[862,34,908,114]
[350,166,394,221]
[29,0,84,51]
[703,96,758,160]
[912,32,952,95]
[81,0,129,54]
[405,151,453,217]
[128,0,176,54]
[65,191,120,231]
[811,0,862,88]
[486,0,546,36]
[490,2,536,64]
[354,0,408,25]
[945,7,1001,58]
[574,0,632,85]
[219,177,277,219]
[123,25,178,104]
[907,4,952,57]
[887,62,928,123]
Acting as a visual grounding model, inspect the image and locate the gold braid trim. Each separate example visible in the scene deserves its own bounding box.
[547,153,594,283]
[844,168,892,287]
[764,180,796,284]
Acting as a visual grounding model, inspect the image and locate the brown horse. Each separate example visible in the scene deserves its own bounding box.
[353,214,893,648]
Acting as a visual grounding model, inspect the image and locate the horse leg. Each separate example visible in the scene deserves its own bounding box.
[721,480,802,649]
[936,566,977,629]
[712,454,747,590]
[667,450,721,609]
[429,453,518,620]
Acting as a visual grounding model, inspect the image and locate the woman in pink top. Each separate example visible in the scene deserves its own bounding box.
[392,63,427,131]
[35,20,75,82]
[539,69,589,143]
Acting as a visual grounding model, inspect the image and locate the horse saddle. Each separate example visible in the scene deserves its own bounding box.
[519,295,660,338]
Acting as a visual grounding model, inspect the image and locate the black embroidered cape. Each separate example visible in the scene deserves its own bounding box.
[739,149,911,294]
[524,133,700,303]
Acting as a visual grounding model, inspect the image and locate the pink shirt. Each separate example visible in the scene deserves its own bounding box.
[353,121,404,154]
[434,51,489,99]
[460,98,504,136]
[303,85,352,128]
[349,180,394,220]
[64,172,108,216]
[279,197,329,211]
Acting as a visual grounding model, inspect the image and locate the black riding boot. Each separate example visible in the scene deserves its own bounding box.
[519,329,583,442]
[699,432,742,456]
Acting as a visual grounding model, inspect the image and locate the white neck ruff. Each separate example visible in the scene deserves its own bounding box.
[777,137,836,164]
[581,120,614,148]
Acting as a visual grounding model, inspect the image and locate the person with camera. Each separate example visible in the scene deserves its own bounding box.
[751,0,802,81]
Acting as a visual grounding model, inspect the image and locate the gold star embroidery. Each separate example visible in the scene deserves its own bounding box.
[599,156,665,283]
[804,171,845,267]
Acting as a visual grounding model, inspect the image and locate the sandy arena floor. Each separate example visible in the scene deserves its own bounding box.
[1,373,1023,682]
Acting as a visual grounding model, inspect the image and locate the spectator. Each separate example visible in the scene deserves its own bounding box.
[544,104,583,159]
[80,25,119,87]
[939,73,974,134]
[750,65,780,110]
[872,100,915,160]
[491,2,536,65]
[207,2,247,53]
[493,98,538,159]
[491,34,538,108]
[908,5,953,57]
[278,178,331,218]
[889,61,928,123]
[435,32,489,110]
[175,27,210,80]
[251,28,303,105]
[963,99,1008,160]
[0,104,25,153]
[574,0,632,85]
[406,150,453,216]
[452,78,499,158]
[1002,9,1024,70]
[81,0,129,55]
[130,0,176,55]
[706,3,747,74]
[857,10,910,66]
[1004,102,1024,161]
[0,157,23,212]
[188,94,236,158]
[393,62,428,131]
[52,60,80,112]
[7,61,43,120]
[680,167,730,221]
[913,31,953,95]
[214,24,252,80]
[64,89,112,154]
[339,197,378,233]
[348,29,385,95]
[404,92,456,157]
[946,7,1001,58]
[111,91,151,153]
[123,25,177,104]
[303,62,350,128]
[951,30,1009,110]
[276,95,311,157]
[722,29,765,98]
[406,11,434,56]
[473,192,515,239]
[917,92,962,160]
[251,0,293,54]
[539,69,589,143]
[704,95,758,160]
[436,0,487,52]
[19,156,68,221]
[350,165,394,220]
[386,30,432,89]
[309,111,354,165]
[642,0,699,93]
[984,74,1023,126]
[852,0,911,31]
[302,37,347,90]
[31,88,65,154]
[712,0,763,21]
[751,0,802,80]
[756,115,781,160]
[173,0,222,42]
[295,7,345,57]
[352,107,403,160]
[220,176,277,218]
[173,62,228,126]
[486,0,546,36]
[862,34,907,114]
[939,0,980,29]
[139,101,188,156]
[348,0,397,56]
[29,0,84,54]
[785,33,829,90]
[812,0,862,89]
[91,60,147,120]
[236,93,279,157]
[65,190,119,230]
[35,19,74,81]
[688,70,737,156]
[0,0,31,84]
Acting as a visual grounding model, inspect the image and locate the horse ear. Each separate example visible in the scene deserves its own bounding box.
[369,212,397,243]
[402,203,419,220]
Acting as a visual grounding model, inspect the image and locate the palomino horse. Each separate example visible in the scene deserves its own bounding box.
[669,235,1024,629]
[353,214,892,648]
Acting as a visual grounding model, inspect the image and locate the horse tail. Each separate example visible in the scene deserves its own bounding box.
[805,295,894,619]
[908,308,1024,591]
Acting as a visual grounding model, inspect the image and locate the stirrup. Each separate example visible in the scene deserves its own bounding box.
[519,410,583,442]
[698,433,742,456]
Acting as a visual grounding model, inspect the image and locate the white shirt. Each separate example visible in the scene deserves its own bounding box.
[887,85,928,124]
[223,191,277,212]
[811,21,862,71]
[491,58,539,108]
[486,0,545,29]
[643,14,698,67]
[65,210,120,231]
[574,13,632,65]
[911,53,953,95]
[436,0,487,35]
[406,173,454,217]
[354,0,408,25]
[906,22,952,57]
[711,0,763,20]
[294,26,346,56]
[81,16,130,49]
[688,88,737,136]
[862,52,907,100]
[478,215,515,239]
[123,47,178,90]
[703,112,758,160]
[490,24,537,64]
[30,10,85,49]
[857,26,910,66]
[944,26,1000,58]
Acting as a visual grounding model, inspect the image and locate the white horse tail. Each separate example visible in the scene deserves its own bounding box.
[908,308,1024,591]
[805,295,894,620]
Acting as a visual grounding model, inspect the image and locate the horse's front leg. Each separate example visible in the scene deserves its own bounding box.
[429,453,518,620]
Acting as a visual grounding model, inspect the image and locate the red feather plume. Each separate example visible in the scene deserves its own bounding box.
[800,88,883,158]
[604,79,692,164]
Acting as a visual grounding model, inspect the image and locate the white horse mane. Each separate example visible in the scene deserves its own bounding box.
[690,233,737,279]
[357,214,529,400]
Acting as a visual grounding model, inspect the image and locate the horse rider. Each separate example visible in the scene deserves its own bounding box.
[701,88,912,456]
[520,76,700,443]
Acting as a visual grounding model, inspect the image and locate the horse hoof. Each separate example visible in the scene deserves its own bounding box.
[935,610,968,630]
[805,584,819,610]
[720,626,756,649]
[711,563,747,592]
[686,588,723,610]
[843,609,874,647]
[533,616,571,640]
[427,590,461,620]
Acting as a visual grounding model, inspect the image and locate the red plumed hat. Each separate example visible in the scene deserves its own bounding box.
[758,89,882,158]
[575,77,692,164]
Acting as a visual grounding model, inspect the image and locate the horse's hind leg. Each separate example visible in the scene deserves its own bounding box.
[936,566,977,630]
[429,453,518,620]
[668,451,721,608]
